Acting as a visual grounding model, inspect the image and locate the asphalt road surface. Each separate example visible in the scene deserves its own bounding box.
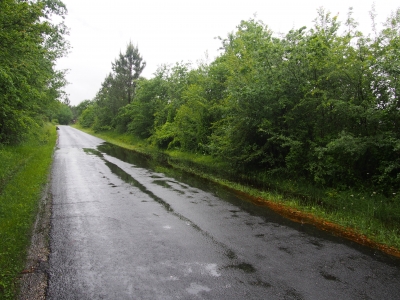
[48,126,400,299]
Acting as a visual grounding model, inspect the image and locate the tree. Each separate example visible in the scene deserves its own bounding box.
[84,8,400,193]
[209,19,287,168]
[89,43,146,131]
[116,73,168,137]
[0,0,69,144]
[55,102,73,124]
[79,102,97,128]
[72,99,92,120]
[112,42,146,105]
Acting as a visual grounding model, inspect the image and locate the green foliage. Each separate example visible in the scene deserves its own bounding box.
[71,99,92,120]
[118,75,167,137]
[151,121,176,149]
[112,42,146,105]
[86,42,146,131]
[55,102,73,125]
[79,103,97,128]
[0,0,69,145]
[209,19,288,167]
[86,7,400,195]
[173,84,210,151]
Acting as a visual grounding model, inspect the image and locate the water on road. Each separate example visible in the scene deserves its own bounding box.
[48,126,400,299]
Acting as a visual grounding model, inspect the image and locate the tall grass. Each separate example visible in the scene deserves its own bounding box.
[0,123,57,299]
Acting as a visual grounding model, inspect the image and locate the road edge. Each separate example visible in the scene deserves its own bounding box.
[18,176,52,300]
[18,132,58,300]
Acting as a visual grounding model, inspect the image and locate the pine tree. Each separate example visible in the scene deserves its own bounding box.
[112,42,146,105]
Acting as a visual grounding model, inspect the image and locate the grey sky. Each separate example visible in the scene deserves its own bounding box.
[55,0,397,106]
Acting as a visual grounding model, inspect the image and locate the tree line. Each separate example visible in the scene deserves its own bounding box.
[78,8,400,194]
[0,0,71,145]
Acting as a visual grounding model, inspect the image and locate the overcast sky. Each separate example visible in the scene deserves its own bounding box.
[55,0,398,106]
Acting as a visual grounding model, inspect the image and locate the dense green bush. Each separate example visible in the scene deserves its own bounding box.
[0,0,69,145]
[55,103,73,125]
[76,7,400,193]
[79,104,96,128]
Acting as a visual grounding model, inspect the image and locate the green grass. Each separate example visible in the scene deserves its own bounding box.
[74,124,400,253]
[0,123,57,299]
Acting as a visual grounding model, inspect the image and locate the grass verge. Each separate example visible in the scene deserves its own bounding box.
[0,123,57,299]
[74,124,400,257]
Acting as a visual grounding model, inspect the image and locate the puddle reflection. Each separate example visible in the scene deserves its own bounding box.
[86,143,400,264]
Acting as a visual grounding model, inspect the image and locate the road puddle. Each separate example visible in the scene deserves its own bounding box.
[83,148,173,212]
[85,143,400,262]
[84,145,243,263]
[320,271,340,282]
[152,179,185,194]
[225,262,256,273]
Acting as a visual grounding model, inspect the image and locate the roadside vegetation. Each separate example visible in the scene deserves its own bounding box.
[74,7,400,255]
[1,1,399,298]
[0,0,70,298]
[75,124,400,256]
[0,123,57,299]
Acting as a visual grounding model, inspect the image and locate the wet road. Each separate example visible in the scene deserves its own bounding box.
[48,126,400,299]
